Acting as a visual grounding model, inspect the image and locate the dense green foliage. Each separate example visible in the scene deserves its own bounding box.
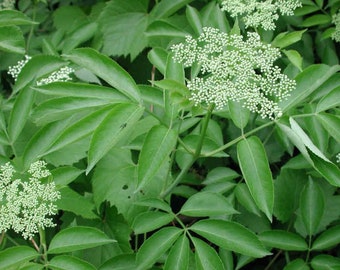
[0,0,339,269]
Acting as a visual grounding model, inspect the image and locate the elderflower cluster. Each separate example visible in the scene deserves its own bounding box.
[221,0,302,30]
[332,10,340,42]
[0,0,15,10]
[8,55,74,85]
[0,161,60,240]
[171,27,296,119]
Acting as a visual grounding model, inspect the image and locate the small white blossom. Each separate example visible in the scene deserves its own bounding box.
[332,10,340,42]
[221,0,302,30]
[336,153,340,164]
[8,55,32,81]
[0,0,15,10]
[0,161,60,240]
[171,27,296,119]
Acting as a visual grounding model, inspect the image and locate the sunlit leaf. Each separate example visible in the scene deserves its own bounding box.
[0,246,38,270]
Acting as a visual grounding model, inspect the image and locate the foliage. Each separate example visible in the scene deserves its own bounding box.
[0,0,339,269]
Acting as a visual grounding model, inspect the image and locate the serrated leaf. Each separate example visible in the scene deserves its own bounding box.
[192,237,225,270]
[259,230,308,251]
[137,125,177,191]
[237,136,274,221]
[48,226,115,254]
[316,113,340,143]
[311,255,340,270]
[87,103,144,174]
[179,191,238,217]
[64,48,142,102]
[164,235,190,270]
[316,86,340,112]
[0,246,38,270]
[190,219,270,258]
[0,25,25,54]
[136,227,182,270]
[49,255,96,270]
[312,225,340,250]
[0,10,37,26]
[132,211,174,234]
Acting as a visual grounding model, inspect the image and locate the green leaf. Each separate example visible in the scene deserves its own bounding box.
[283,50,303,71]
[316,113,340,143]
[300,179,325,236]
[57,187,98,219]
[283,259,309,270]
[237,136,274,221]
[192,237,225,270]
[271,30,306,49]
[279,64,340,113]
[153,79,190,97]
[49,255,96,270]
[8,86,35,143]
[64,48,142,102]
[312,225,340,250]
[132,211,174,234]
[202,167,239,185]
[99,254,136,270]
[19,262,44,270]
[51,166,84,187]
[147,47,168,75]
[48,226,115,254]
[0,10,37,26]
[228,100,250,129]
[0,26,25,54]
[311,255,340,270]
[136,227,182,270]
[316,86,340,112]
[137,125,177,191]
[259,230,308,251]
[146,20,189,38]
[235,183,261,216]
[0,246,38,270]
[190,219,270,258]
[164,235,190,270]
[150,0,194,19]
[179,191,238,217]
[134,198,172,213]
[87,103,144,174]
[186,5,203,35]
[302,14,331,27]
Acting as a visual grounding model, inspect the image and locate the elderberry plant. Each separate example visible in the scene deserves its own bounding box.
[171,27,296,119]
[332,10,340,42]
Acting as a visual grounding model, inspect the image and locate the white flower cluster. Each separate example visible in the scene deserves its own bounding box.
[8,56,74,85]
[0,161,60,240]
[0,0,15,10]
[171,27,295,119]
[221,0,302,30]
[332,10,340,42]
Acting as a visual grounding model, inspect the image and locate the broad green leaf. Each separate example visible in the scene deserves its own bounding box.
[228,100,250,129]
[316,86,340,112]
[51,166,84,187]
[186,5,203,35]
[259,230,308,251]
[99,254,136,270]
[87,103,144,174]
[302,14,331,27]
[300,179,324,236]
[235,183,261,216]
[134,198,172,213]
[153,79,190,97]
[132,211,174,234]
[42,38,58,56]
[48,226,115,254]
[295,5,319,16]
[49,255,96,270]
[272,30,306,49]
[312,225,340,250]
[146,20,189,38]
[8,86,35,143]
[31,97,111,125]
[46,106,112,155]
[19,262,44,270]
[192,237,225,270]
[150,0,194,19]
[34,82,129,101]
[202,181,236,194]
[64,48,142,102]
[137,125,177,191]
[0,246,38,270]
[190,219,270,258]
[0,10,37,26]
[164,235,190,270]
[219,249,234,270]
[283,50,303,71]
[179,191,238,217]
[53,6,87,32]
[237,136,274,221]
[202,167,239,185]
[139,85,164,108]
[136,227,182,270]
[57,187,98,219]
[0,26,25,54]
[201,2,230,32]
[311,255,340,270]
[147,47,168,75]
[316,113,340,143]
[279,64,340,112]
[284,259,310,270]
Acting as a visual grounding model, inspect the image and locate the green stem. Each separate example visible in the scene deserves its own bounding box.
[305,235,312,263]
[161,104,215,198]
[39,228,48,265]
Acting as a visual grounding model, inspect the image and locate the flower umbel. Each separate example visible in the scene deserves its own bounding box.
[221,0,302,30]
[332,10,340,42]
[0,161,60,240]
[171,27,296,119]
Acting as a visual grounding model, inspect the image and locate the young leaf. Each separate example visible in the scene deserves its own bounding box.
[48,226,115,254]
[259,230,308,251]
[237,136,274,221]
[190,219,270,258]
[283,259,309,270]
[64,48,142,102]
[271,30,306,49]
[0,246,38,270]
[132,211,174,234]
[0,25,25,54]
[49,255,96,270]
[179,191,238,217]
[192,237,225,270]
[137,125,177,192]
[87,103,144,174]
[283,50,303,71]
[136,227,182,270]
[164,235,190,270]
[228,100,250,129]
[312,225,340,250]
[311,255,340,270]
[300,179,325,236]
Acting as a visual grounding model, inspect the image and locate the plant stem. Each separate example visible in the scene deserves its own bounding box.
[39,228,48,265]
[161,104,215,198]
